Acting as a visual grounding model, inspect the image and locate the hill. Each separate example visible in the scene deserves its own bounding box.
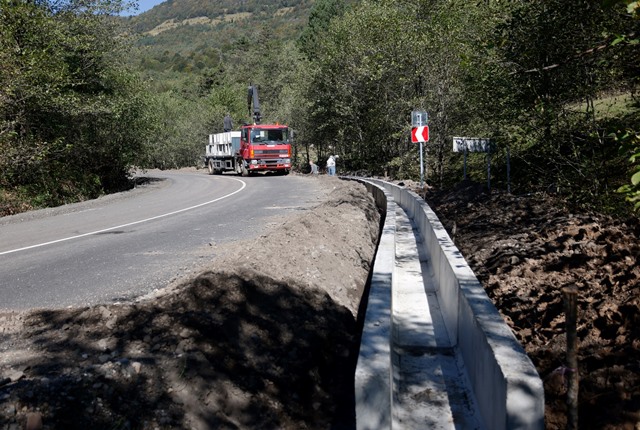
[128,0,313,34]
[123,0,314,72]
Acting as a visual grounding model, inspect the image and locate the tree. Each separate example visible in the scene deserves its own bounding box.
[141,91,210,169]
[294,0,479,179]
[611,0,640,212]
[471,0,638,204]
[297,0,345,60]
[0,0,151,211]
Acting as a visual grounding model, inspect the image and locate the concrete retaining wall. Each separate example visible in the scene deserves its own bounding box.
[354,178,544,430]
[354,181,395,430]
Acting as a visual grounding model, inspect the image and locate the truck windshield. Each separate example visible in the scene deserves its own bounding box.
[251,128,289,144]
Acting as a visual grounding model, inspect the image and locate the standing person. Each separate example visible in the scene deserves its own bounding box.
[327,155,336,176]
[309,160,319,175]
[223,113,233,132]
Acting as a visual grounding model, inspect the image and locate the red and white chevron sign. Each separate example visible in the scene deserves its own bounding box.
[411,126,429,143]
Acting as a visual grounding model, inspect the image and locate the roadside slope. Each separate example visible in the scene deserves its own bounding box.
[424,183,640,430]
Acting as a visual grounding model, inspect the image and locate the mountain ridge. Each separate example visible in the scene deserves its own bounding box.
[123,0,314,73]
[128,0,312,34]
[140,8,296,36]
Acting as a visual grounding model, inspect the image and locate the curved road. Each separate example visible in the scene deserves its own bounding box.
[0,170,328,310]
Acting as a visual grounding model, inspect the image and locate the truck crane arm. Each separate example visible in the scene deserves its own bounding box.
[247,84,262,124]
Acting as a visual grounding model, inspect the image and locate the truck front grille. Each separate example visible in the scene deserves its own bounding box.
[253,150,288,157]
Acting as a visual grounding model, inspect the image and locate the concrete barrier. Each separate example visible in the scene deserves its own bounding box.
[354,180,395,430]
[354,178,544,430]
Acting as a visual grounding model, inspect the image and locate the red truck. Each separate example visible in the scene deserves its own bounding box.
[204,85,292,176]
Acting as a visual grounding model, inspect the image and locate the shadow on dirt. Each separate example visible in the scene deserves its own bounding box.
[1,270,358,429]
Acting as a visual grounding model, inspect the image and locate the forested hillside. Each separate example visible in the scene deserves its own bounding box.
[131,0,640,215]
[128,0,313,34]
[1,0,639,216]
[126,0,315,73]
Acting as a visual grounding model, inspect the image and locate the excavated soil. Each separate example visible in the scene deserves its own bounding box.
[0,176,638,429]
[423,181,640,430]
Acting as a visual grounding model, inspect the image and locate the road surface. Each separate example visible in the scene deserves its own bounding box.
[0,170,328,310]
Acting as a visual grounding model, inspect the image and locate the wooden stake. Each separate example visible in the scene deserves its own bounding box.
[563,285,579,430]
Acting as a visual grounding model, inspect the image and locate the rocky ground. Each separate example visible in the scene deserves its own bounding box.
[0,174,638,429]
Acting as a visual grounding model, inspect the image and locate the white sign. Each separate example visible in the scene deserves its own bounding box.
[453,137,493,153]
[411,110,428,127]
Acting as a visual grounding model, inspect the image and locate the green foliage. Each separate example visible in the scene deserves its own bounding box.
[470,0,638,210]
[297,1,409,172]
[286,0,639,215]
[607,0,640,212]
[0,0,151,212]
[616,130,640,211]
[8,0,634,216]
[293,0,480,179]
[206,79,246,129]
[297,0,346,59]
[141,91,208,169]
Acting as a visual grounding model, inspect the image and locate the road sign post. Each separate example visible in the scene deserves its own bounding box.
[453,137,495,190]
[411,111,429,187]
[453,137,511,193]
[420,142,424,188]
[506,145,511,194]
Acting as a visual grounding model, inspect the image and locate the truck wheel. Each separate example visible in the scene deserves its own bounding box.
[208,160,215,175]
[241,164,249,177]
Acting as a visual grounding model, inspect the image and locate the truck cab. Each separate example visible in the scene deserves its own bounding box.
[239,124,291,175]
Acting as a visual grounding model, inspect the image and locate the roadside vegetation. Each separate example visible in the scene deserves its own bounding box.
[1,0,638,217]
[0,0,152,214]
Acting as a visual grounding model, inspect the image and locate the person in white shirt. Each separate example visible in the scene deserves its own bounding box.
[326,155,336,176]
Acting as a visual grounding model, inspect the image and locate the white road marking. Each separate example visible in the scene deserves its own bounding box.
[0,178,246,256]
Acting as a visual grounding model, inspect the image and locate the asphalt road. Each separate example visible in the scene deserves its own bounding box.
[0,170,328,310]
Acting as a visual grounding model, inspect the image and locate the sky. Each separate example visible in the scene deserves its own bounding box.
[122,0,166,16]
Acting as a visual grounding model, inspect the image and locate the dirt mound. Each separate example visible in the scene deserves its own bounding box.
[0,179,381,429]
[424,182,640,430]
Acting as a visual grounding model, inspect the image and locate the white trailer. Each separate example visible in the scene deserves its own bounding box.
[204,131,241,175]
